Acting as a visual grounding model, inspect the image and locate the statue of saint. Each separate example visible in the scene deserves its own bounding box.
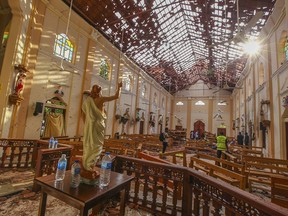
[81,82,122,184]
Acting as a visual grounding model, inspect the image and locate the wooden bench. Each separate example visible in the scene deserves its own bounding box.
[138,152,183,199]
[185,145,213,154]
[59,139,138,163]
[196,153,245,175]
[221,151,238,163]
[230,145,263,163]
[244,156,288,193]
[189,156,246,189]
[160,150,187,167]
[105,139,139,151]
[271,176,288,208]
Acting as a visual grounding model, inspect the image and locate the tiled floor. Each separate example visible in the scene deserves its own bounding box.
[0,192,151,216]
[0,169,150,216]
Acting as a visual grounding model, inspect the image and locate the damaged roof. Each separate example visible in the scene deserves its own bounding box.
[64,0,276,94]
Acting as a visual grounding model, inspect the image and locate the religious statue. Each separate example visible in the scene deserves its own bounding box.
[13,65,28,96]
[121,107,130,124]
[121,107,130,134]
[81,82,122,184]
[158,114,163,125]
[140,112,145,121]
[49,85,67,106]
[43,86,67,138]
[9,64,29,105]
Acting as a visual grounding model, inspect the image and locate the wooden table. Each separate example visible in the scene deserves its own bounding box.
[35,171,134,216]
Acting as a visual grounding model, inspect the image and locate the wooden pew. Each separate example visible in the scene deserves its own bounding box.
[221,151,238,163]
[244,156,288,193]
[160,150,187,167]
[138,152,183,199]
[59,139,138,164]
[189,156,246,189]
[105,139,139,150]
[229,145,263,163]
[271,176,288,208]
[196,153,245,175]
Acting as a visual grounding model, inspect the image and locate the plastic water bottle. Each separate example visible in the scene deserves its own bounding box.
[55,154,67,181]
[49,137,54,148]
[99,152,112,188]
[54,139,58,148]
[70,160,81,188]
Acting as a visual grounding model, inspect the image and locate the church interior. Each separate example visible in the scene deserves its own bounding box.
[0,0,288,215]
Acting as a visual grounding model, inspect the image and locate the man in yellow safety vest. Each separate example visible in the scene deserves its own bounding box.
[216,132,229,158]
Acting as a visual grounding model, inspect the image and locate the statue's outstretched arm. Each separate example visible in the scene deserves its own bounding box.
[102,82,122,103]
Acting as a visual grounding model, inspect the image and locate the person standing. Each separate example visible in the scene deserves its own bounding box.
[195,131,199,140]
[190,130,194,140]
[237,132,244,145]
[244,132,250,146]
[81,82,122,181]
[162,127,169,154]
[216,132,228,158]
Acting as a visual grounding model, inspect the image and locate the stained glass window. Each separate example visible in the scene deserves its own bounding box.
[2,32,8,44]
[99,59,110,80]
[53,33,74,62]
[285,36,288,61]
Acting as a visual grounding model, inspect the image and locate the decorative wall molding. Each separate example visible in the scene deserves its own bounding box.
[272,60,288,79]
[280,89,288,97]
[247,95,252,102]
[255,82,266,93]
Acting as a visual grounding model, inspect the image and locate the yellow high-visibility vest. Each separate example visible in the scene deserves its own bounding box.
[217,135,227,150]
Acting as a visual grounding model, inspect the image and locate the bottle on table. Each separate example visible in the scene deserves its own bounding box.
[55,154,67,181]
[54,139,58,148]
[70,160,81,188]
[99,152,112,188]
[49,136,54,148]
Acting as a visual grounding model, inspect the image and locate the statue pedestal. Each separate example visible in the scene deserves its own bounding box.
[9,93,24,105]
[80,164,100,186]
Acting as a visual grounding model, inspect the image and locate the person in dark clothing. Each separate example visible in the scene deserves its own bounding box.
[162,127,169,153]
[244,132,249,146]
[237,132,244,145]
[190,130,194,140]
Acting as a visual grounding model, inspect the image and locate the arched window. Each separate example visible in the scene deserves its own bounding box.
[162,97,165,108]
[99,59,110,80]
[53,33,74,62]
[2,30,9,48]
[153,92,157,104]
[195,100,205,105]
[124,75,133,91]
[142,84,147,98]
[278,31,288,66]
[259,63,264,86]
[1,18,11,49]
